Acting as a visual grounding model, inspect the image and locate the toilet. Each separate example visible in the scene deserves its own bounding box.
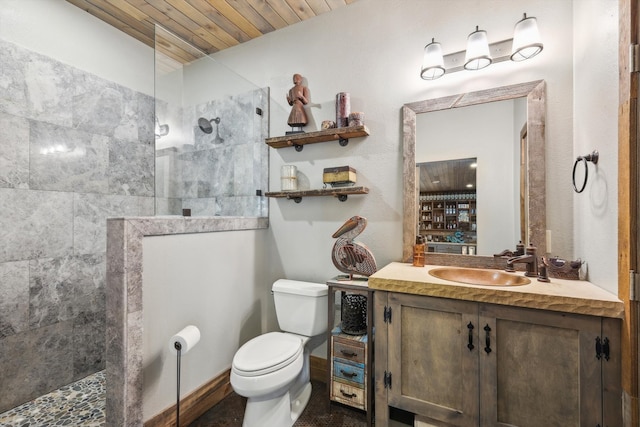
[230,279,328,427]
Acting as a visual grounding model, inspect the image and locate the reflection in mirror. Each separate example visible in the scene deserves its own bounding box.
[402,80,546,268]
[417,98,527,256]
[417,158,478,253]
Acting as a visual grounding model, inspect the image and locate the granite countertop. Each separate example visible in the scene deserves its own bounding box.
[368,262,624,319]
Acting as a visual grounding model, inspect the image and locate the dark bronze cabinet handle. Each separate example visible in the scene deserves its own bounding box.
[340,389,357,398]
[340,369,358,378]
[340,349,358,357]
[467,322,475,351]
[484,324,492,354]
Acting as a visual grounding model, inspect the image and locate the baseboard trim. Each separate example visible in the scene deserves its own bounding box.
[144,369,233,427]
[310,355,328,383]
[145,357,328,427]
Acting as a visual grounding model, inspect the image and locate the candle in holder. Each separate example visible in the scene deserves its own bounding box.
[280,165,297,191]
[348,112,364,127]
[335,92,350,128]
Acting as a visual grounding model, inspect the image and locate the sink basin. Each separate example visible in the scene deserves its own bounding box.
[429,267,531,287]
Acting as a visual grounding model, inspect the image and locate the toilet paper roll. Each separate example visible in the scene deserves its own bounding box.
[169,325,201,355]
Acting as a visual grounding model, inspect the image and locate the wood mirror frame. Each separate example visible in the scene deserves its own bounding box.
[402,80,546,268]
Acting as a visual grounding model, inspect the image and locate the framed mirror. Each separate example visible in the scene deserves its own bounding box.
[402,80,546,268]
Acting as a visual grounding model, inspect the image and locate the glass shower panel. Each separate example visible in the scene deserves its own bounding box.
[154,25,268,217]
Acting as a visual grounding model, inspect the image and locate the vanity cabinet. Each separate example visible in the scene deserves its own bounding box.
[375,291,622,427]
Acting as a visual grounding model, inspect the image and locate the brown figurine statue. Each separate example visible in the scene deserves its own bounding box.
[286,74,309,129]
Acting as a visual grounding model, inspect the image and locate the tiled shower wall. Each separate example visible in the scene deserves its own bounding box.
[155,89,269,217]
[0,39,155,413]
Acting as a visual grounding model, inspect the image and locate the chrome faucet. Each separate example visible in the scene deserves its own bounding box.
[505,243,538,277]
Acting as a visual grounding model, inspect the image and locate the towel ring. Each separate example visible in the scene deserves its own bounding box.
[572,150,599,193]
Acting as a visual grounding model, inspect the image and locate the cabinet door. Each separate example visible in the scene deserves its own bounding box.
[388,293,479,426]
[479,304,603,427]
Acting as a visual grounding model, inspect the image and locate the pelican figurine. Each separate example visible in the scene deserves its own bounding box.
[331,216,377,279]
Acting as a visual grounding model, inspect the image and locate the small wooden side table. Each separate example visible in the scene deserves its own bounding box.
[326,277,374,427]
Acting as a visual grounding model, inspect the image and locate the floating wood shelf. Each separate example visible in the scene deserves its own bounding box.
[265,125,369,151]
[265,186,369,203]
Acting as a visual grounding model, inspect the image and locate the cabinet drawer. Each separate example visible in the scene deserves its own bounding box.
[331,381,366,410]
[332,337,365,363]
[333,359,365,384]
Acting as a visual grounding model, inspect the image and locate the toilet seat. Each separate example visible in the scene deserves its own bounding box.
[233,332,303,377]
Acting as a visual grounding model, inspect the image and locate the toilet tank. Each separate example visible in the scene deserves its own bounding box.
[272,279,328,336]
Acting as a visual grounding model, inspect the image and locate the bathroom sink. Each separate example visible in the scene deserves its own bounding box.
[429,267,531,287]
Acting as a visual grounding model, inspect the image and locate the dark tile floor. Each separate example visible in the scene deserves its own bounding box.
[190,380,368,427]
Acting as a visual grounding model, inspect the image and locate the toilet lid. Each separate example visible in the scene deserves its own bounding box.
[233,332,303,377]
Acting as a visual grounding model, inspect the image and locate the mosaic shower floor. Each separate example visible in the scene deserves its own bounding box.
[0,371,105,427]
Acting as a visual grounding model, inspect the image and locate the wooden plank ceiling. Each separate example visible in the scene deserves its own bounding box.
[418,158,477,193]
[66,0,357,66]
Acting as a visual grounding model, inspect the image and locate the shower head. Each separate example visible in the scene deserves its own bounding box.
[198,117,213,134]
[198,117,224,144]
[198,117,221,134]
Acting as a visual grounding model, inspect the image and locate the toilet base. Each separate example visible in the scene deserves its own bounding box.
[290,382,312,423]
[241,382,312,427]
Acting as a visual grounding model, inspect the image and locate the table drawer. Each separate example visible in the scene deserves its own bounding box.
[331,381,366,410]
[332,337,365,363]
[333,359,365,384]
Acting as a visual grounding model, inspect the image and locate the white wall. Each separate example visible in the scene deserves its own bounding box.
[573,0,619,292]
[209,0,586,292]
[141,230,270,420]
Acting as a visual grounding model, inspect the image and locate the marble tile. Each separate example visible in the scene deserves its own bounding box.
[74,193,152,254]
[24,54,75,126]
[181,146,234,198]
[29,120,110,193]
[182,197,220,216]
[0,39,76,126]
[0,112,30,189]
[108,136,154,196]
[232,143,255,195]
[0,40,29,117]
[218,196,265,217]
[73,311,106,379]
[136,92,155,144]
[0,261,29,338]
[0,321,74,413]
[72,71,154,144]
[73,82,127,138]
[0,188,74,263]
[155,197,182,216]
[29,254,106,329]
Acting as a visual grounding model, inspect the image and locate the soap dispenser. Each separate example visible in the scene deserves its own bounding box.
[413,235,426,267]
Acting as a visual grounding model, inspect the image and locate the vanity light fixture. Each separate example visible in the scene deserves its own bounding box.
[420,38,445,80]
[420,13,543,80]
[464,26,492,70]
[511,13,543,61]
